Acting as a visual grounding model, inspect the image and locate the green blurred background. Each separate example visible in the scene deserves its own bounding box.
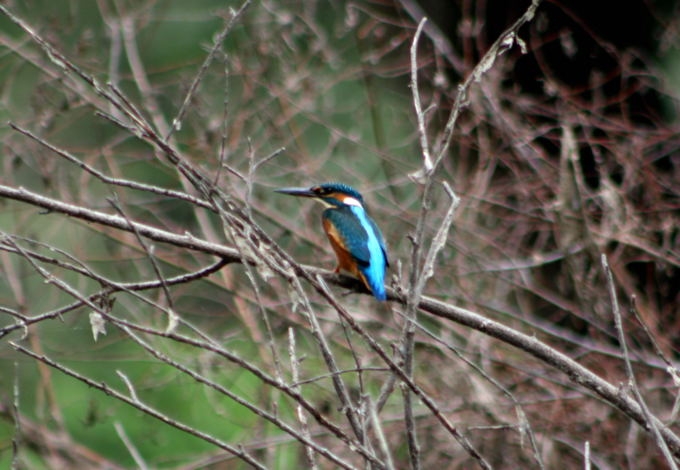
[1,0,679,468]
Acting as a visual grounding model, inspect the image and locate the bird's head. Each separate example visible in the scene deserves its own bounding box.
[275,182,365,209]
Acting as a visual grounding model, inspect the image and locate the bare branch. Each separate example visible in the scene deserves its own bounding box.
[9,342,268,469]
[602,255,678,469]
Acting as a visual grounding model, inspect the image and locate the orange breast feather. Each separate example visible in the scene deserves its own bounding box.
[323,218,361,277]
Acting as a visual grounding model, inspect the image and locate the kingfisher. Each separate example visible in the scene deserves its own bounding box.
[275,183,389,301]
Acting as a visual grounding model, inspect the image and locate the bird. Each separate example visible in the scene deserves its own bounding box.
[275,182,389,301]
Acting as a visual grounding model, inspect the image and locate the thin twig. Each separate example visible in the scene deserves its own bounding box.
[165,0,253,142]
[305,275,366,445]
[369,396,396,470]
[117,9,170,138]
[10,342,268,469]
[416,294,680,457]
[411,17,432,172]
[0,246,230,341]
[116,323,353,469]
[100,314,382,467]
[288,328,319,470]
[315,276,491,469]
[108,196,175,313]
[8,123,213,210]
[11,363,20,470]
[114,422,149,470]
[602,255,678,469]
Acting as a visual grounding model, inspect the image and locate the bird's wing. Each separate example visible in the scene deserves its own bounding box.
[366,216,389,268]
[323,208,371,267]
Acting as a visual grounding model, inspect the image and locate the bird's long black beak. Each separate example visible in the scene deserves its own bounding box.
[274,187,316,198]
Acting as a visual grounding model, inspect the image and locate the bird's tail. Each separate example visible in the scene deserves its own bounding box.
[359,271,386,301]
